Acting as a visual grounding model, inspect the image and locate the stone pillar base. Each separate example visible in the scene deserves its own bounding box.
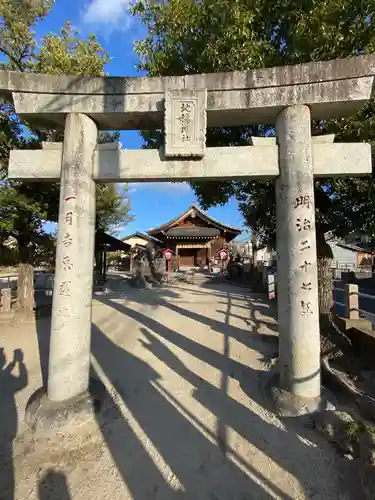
[25,378,107,437]
[265,373,332,418]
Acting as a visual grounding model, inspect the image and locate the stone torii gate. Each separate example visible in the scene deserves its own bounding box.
[2,55,374,430]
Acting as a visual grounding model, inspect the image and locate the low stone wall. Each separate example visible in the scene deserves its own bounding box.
[341,270,375,285]
[335,316,375,369]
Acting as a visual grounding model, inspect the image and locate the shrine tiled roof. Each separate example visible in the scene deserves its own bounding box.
[122,231,162,244]
[148,204,241,236]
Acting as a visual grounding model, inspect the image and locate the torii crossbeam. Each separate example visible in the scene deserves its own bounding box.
[8,138,371,182]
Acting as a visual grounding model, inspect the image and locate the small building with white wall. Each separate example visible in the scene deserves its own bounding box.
[325,233,373,269]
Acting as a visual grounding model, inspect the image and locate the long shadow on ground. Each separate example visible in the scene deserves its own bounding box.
[94,289,356,499]
[38,470,71,500]
[91,321,291,499]
[24,277,356,498]
[101,283,277,359]
[0,347,28,500]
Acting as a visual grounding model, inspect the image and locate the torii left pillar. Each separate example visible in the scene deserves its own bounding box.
[26,113,99,433]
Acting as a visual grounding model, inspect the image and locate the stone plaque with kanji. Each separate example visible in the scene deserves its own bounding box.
[164,88,207,157]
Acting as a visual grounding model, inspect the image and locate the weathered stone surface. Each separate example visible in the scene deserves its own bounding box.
[41,141,121,151]
[9,144,279,181]
[346,283,359,319]
[25,378,111,437]
[268,384,324,417]
[1,55,373,96]
[164,88,207,157]
[47,113,97,402]
[340,322,375,368]
[8,142,371,182]
[25,387,97,436]
[276,105,321,400]
[250,134,336,146]
[0,55,373,129]
[314,142,372,177]
[251,136,371,177]
[334,316,372,333]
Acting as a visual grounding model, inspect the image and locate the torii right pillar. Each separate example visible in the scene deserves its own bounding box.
[272,100,371,415]
[274,105,322,415]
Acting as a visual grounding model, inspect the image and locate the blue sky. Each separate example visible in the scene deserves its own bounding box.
[37,0,247,240]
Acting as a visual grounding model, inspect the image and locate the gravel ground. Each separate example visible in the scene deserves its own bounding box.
[0,280,356,499]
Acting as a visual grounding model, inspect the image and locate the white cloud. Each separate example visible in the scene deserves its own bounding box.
[82,0,132,31]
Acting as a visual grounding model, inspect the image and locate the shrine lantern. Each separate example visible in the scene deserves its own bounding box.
[218,248,229,261]
[163,249,173,261]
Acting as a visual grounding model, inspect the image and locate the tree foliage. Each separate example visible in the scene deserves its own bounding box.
[131,0,375,250]
[0,1,133,315]
[0,2,133,264]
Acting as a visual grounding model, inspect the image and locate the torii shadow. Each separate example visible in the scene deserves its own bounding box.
[93,291,357,499]
[90,321,291,499]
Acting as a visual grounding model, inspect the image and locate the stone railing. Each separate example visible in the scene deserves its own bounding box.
[0,270,54,315]
[0,288,11,313]
[334,283,375,326]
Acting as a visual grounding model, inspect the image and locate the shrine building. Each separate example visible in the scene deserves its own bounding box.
[147,204,241,269]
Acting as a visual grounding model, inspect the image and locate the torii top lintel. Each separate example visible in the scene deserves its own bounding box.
[0,54,374,131]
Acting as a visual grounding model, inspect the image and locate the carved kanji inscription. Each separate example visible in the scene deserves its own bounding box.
[300,240,311,252]
[164,88,207,157]
[62,255,73,271]
[296,218,311,232]
[64,211,73,225]
[179,102,193,141]
[294,195,311,209]
[300,261,312,272]
[301,300,313,317]
[62,233,72,247]
[58,280,71,297]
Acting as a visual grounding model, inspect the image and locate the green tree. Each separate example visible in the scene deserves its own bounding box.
[0,1,132,318]
[131,0,375,320]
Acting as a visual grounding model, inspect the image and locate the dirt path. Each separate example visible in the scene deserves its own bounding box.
[0,281,353,499]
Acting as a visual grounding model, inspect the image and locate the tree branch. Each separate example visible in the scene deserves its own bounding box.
[0,45,26,72]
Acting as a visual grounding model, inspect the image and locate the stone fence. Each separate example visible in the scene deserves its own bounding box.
[0,288,11,313]
[334,283,375,325]
[0,271,54,315]
[333,283,375,369]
